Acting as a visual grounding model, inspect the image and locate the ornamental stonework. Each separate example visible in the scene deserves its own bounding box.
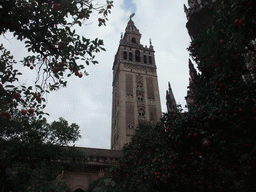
[124,64,155,74]
[146,77,155,100]
[136,74,143,85]
[126,74,133,97]
[126,102,135,136]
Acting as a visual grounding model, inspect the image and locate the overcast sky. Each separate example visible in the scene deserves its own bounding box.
[1,0,191,149]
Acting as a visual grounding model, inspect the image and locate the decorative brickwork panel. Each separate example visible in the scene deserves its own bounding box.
[116,77,119,106]
[149,106,157,123]
[112,77,119,122]
[126,74,133,96]
[136,75,144,96]
[146,77,155,99]
[126,103,135,136]
[113,74,119,106]
[124,64,155,73]
[136,75,143,85]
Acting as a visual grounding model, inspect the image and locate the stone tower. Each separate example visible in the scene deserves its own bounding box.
[111,18,162,150]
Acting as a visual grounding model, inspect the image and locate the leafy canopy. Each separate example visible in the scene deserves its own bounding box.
[0,0,113,191]
[0,116,83,192]
[0,0,113,119]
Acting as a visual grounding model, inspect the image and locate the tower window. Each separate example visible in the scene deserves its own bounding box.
[148,56,152,64]
[123,51,127,60]
[137,93,143,101]
[143,55,147,64]
[136,82,143,90]
[135,50,141,62]
[138,108,145,117]
[131,37,136,44]
[129,52,133,61]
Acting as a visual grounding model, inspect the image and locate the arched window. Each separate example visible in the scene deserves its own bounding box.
[148,56,152,64]
[123,51,127,60]
[129,52,133,61]
[143,55,147,64]
[131,37,136,44]
[136,82,143,90]
[137,93,143,101]
[138,108,145,118]
[135,50,140,62]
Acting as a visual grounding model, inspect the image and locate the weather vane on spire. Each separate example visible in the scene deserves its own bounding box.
[130,13,135,20]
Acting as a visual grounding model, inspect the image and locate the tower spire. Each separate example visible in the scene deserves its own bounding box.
[121,15,141,46]
[166,82,177,112]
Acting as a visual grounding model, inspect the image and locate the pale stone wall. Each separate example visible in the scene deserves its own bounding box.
[62,148,121,192]
[63,171,99,191]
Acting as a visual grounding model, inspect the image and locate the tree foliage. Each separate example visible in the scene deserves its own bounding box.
[0,0,113,191]
[86,175,122,192]
[88,0,256,191]
[0,117,83,192]
[0,0,113,119]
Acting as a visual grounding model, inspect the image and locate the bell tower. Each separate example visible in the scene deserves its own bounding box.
[111,17,162,150]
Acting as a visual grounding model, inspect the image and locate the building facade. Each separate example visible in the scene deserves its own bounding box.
[62,147,121,192]
[111,18,162,150]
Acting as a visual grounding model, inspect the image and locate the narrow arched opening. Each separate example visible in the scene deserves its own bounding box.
[74,189,85,192]
[135,50,141,62]
[131,37,136,44]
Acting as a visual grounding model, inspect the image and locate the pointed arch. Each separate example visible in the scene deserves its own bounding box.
[131,37,136,43]
[136,81,143,90]
[129,52,133,61]
[137,92,143,101]
[135,50,141,62]
[123,51,127,60]
[138,108,145,118]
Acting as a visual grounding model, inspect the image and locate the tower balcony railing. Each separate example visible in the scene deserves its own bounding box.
[138,115,146,120]
[137,100,145,105]
[136,87,144,91]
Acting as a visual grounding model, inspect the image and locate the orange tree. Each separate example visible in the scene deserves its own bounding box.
[89,0,256,191]
[0,117,83,192]
[0,0,113,119]
[0,0,113,191]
